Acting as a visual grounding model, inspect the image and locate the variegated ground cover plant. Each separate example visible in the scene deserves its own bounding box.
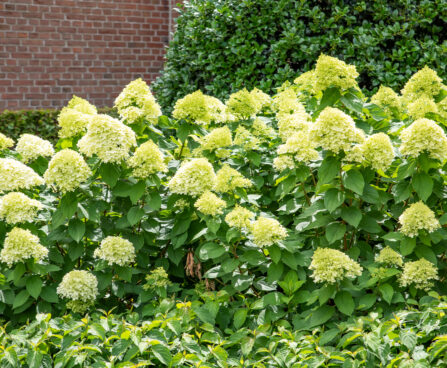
[1,55,447,341]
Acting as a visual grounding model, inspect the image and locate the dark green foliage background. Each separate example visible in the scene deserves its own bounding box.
[153,0,447,110]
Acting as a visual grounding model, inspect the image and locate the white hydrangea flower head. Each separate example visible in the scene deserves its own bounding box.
[15,134,55,163]
[57,270,98,303]
[127,140,167,179]
[200,126,233,151]
[44,149,92,193]
[277,131,319,164]
[314,54,359,93]
[234,126,260,150]
[438,94,447,119]
[226,88,262,119]
[310,248,363,284]
[58,96,97,138]
[0,192,42,224]
[407,96,438,120]
[0,227,48,266]
[168,158,216,196]
[399,118,447,161]
[251,118,276,140]
[294,70,316,94]
[194,191,226,216]
[310,107,365,153]
[273,155,295,172]
[375,246,403,267]
[0,158,43,192]
[400,258,438,290]
[370,85,402,116]
[360,133,395,172]
[214,164,252,193]
[172,90,227,125]
[93,236,136,266]
[0,132,14,151]
[401,66,443,102]
[399,201,440,238]
[225,205,255,229]
[251,216,287,247]
[114,78,162,124]
[78,114,137,163]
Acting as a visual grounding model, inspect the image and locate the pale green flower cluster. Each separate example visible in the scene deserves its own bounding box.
[401,66,443,102]
[0,158,43,192]
[0,192,42,224]
[57,270,98,312]
[314,54,359,93]
[310,248,363,284]
[400,258,438,290]
[356,133,395,172]
[114,78,162,124]
[276,131,319,166]
[311,107,365,153]
[226,88,269,119]
[0,227,48,266]
[370,85,402,116]
[194,191,226,216]
[58,96,97,138]
[407,96,438,120]
[399,118,447,161]
[200,126,233,151]
[94,236,136,266]
[173,90,227,125]
[234,126,261,150]
[0,132,14,151]
[225,205,254,229]
[144,267,172,290]
[273,88,311,141]
[168,158,216,196]
[127,140,167,179]
[273,155,295,172]
[174,198,190,211]
[375,246,403,267]
[399,201,440,238]
[214,164,252,193]
[438,96,447,119]
[15,134,54,163]
[251,216,287,247]
[78,114,136,163]
[294,70,316,94]
[251,118,276,140]
[44,149,92,193]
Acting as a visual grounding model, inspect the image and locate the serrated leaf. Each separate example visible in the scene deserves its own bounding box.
[26,276,42,299]
[379,283,394,304]
[318,156,340,184]
[127,207,144,226]
[343,170,364,195]
[325,222,346,244]
[68,218,85,242]
[341,207,362,227]
[324,188,345,213]
[334,291,354,316]
[412,172,433,201]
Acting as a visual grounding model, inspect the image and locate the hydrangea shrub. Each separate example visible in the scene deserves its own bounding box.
[1,56,447,331]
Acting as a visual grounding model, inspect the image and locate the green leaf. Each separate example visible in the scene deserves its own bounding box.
[146,191,162,211]
[401,237,416,256]
[318,284,335,305]
[318,156,340,184]
[100,163,120,187]
[68,218,85,242]
[13,289,29,309]
[400,330,417,351]
[324,188,345,213]
[343,170,364,195]
[325,222,346,244]
[233,308,248,329]
[318,87,341,112]
[129,181,146,203]
[379,283,394,304]
[198,242,226,261]
[61,192,78,218]
[412,172,433,201]
[152,344,172,365]
[341,207,362,227]
[40,286,59,303]
[26,276,42,299]
[334,291,354,316]
[127,207,144,226]
[310,305,335,327]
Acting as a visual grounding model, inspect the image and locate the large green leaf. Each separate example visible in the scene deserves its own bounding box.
[334,291,354,316]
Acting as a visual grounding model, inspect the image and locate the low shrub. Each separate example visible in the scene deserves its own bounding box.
[1,57,447,348]
[1,296,447,367]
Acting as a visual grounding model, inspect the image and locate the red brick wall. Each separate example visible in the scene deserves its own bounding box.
[0,0,179,111]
